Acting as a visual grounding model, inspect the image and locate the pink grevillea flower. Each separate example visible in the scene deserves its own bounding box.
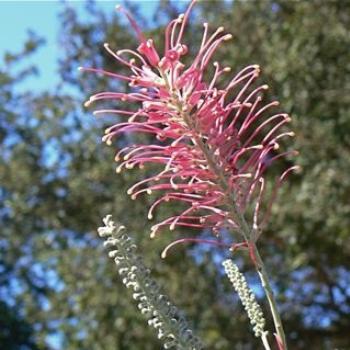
[81,0,299,256]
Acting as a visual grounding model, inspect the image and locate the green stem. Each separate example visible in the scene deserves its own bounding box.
[253,244,288,349]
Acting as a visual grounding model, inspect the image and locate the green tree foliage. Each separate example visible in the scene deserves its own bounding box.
[1,1,349,349]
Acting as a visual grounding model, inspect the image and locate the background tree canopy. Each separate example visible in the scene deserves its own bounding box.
[0,1,349,349]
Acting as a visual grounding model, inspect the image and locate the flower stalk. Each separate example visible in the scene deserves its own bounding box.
[252,245,287,350]
[98,215,204,350]
[182,103,287,350]
[162,68,287,348]
[222,259,267,340]
[82,1,298,348]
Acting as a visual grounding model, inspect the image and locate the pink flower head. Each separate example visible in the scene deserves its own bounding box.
[81,0,299,256]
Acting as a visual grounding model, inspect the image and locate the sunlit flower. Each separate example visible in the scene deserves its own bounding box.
[81,0,298,255]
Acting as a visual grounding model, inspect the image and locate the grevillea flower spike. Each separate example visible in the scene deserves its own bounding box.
[81,1,298,349]
[81,0,298,256]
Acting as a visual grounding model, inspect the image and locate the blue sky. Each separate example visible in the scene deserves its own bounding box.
[0,1,159,92]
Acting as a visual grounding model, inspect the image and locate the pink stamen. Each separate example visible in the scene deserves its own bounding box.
[116,5,146,43]
[161,237,231,258]
[175,0,197,46]
[78,67,132,81]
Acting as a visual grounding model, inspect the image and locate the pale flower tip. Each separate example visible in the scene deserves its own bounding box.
[262,84,269,90]
[77,66,84,71]
[84,100,91,107]
[117,225,126,234]
[131,194,137,200]
[115,4,122,11]
[160,250,167,259]
[273,143,280,150]
[293,150,300,156]
[169,224,175,231]
[147,213,153,220]
[224,34,233,41]
[295,165,302,173]
[150,229,157,239]
[126,188,133,195]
